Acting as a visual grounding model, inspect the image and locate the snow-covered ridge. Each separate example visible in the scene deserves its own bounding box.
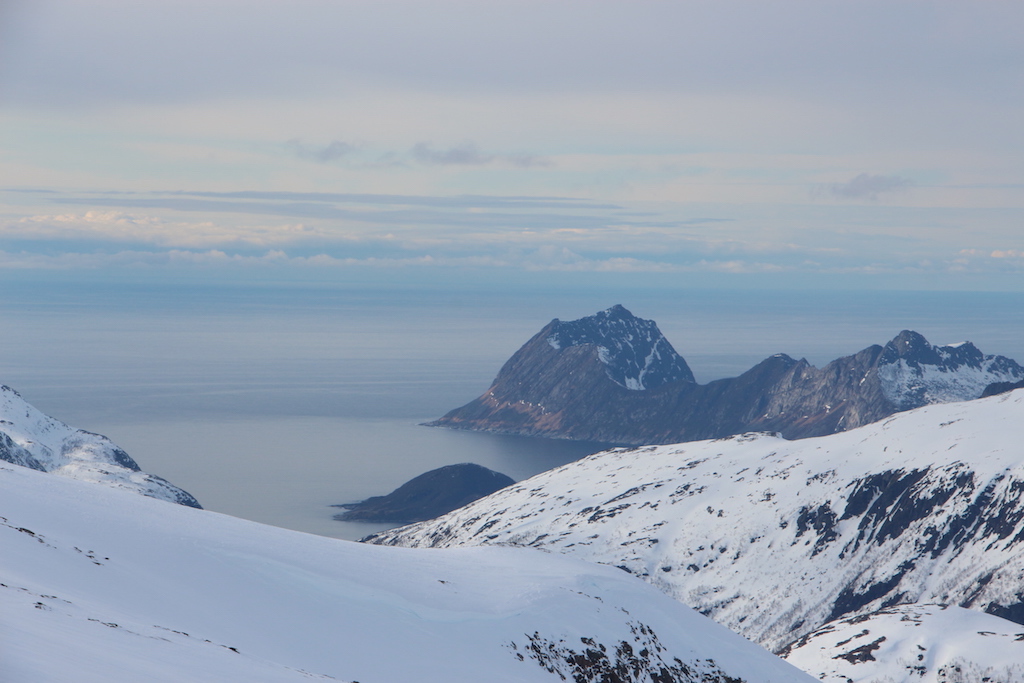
[0,460,813,682]
[368,389,1024,676]
[877,330,1024,409]
[0,385,199,507]
[545,304,694,390]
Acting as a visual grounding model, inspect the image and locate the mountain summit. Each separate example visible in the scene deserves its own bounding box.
[878,330,1024,409]
[430,309,1024,445]
[426,305,695,442]
[545,305,694,390]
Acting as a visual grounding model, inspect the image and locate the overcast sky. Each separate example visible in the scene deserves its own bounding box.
[1,0,1023,289]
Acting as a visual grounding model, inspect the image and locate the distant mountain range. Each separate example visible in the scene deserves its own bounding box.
[430,305,1024,444]
[0,384,199,507]
[370,389,1024,681]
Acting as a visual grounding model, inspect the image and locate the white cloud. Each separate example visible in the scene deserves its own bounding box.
[7,211,329,248]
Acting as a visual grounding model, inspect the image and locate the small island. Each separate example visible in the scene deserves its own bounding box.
[333,463,515,524]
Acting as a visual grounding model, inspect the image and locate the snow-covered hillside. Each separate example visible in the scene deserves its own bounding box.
[369,390,1024,677]
[0,384,199,507]
[0,459,814,683]
[782,604,1024,683]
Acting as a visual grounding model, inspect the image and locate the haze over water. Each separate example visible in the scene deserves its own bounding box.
[3,281,1023,539]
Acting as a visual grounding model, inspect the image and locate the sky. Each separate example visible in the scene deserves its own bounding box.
[1,0,1023,290]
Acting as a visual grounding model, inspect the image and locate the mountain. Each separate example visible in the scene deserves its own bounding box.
[1,458,814,683]
[368,389,1024,680]
[878,330,1024,409]
[333,462,515,523]
[430,307,1024,445]
[0,384,199,507]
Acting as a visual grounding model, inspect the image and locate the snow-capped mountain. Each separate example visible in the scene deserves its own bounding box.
[369,389,1024,678]
[0,384,199,507]
[0,459,813,683]
[430,305,1024,445]
[878,329,1024,409]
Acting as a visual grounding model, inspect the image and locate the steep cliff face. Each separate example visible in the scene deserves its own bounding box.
[430,307,1024,445]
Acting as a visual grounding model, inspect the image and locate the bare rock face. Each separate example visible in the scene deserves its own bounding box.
[429,307,1024,445]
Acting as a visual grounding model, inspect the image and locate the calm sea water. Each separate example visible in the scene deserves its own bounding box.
[3,282,1023,539]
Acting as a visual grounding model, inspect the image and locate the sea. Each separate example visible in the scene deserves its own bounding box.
[3,280,1024,540]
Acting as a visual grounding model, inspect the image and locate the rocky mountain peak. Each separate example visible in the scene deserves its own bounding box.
[876,330,1024,410]
[546,305,694,390]
[880,330,943,365]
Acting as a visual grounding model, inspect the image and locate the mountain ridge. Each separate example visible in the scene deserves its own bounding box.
[430,306,1024,444]
[0,384,200,507]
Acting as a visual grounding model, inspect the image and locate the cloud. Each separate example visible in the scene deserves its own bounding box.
[412,142,491,165]
[412,143,550,168]
[7,211,326,248]
[827,173,913,200]
[286,139,356,163]
[165,190,615,211]
[47,195,619,232]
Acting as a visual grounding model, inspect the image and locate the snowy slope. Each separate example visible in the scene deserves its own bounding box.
[0,385,199,507]
[369,390,1024,660]
[782,604,1024,683]
[0,460,814,683]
